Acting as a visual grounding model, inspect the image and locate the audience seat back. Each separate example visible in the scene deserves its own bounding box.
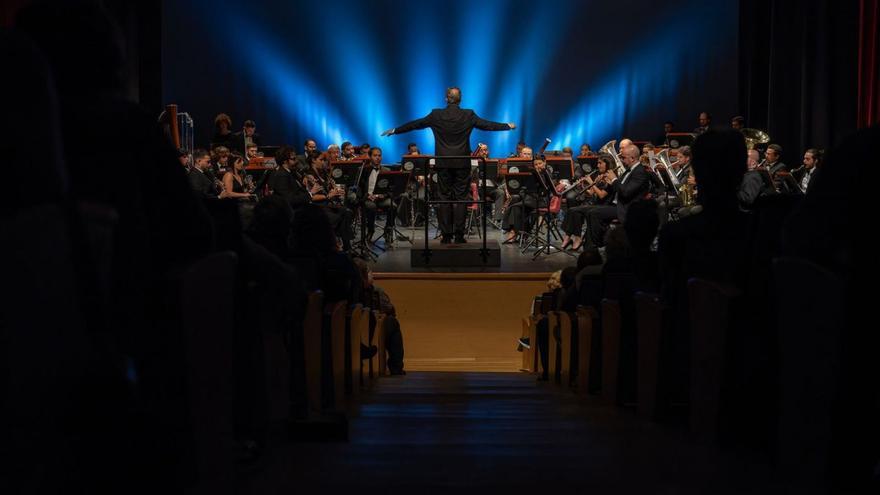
[773,257,843,491]
[687,278,741,443]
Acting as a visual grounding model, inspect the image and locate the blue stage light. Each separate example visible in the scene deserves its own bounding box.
[164,0,737,159]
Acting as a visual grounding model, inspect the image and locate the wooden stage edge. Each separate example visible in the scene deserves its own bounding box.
[374,271,552,281]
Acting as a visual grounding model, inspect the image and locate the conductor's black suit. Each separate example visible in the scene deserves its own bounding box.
[391,104,511,237]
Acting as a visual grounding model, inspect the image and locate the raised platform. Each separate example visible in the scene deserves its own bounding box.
[410,240,501,267]
[369,225,576,273]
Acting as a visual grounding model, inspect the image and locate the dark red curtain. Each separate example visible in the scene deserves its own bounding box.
[858,0,880,128]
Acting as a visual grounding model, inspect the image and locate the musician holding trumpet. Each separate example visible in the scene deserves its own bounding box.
[560,154,618,251]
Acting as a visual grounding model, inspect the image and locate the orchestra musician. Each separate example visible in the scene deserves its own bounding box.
[473,142,505,225]
[585,143,651,247]
[383,87,515,244]
[219,152,254,200]
[694,111,712,134]
[325,143,341,162]
[340,141,357,161]
[305,154,354,250]
[268,146,310,208]
[738,148,774,211]
[188,148,219,199]
[356,147,399,246]
[765,143,787,174]
[297,138,318,172]
[560,154,617,251]
[502,156,558,244]
[792,148,821,193]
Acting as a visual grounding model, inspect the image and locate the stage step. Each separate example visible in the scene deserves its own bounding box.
[410,240,501,267]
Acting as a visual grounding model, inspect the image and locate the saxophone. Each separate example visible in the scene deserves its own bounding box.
[678,168,697,207]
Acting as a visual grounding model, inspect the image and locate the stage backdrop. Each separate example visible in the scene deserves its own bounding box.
[163,0,738,158]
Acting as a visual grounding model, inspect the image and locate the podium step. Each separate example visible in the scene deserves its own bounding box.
[410,240,501,267]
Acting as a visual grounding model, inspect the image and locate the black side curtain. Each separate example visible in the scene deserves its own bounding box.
[739,0,860,157]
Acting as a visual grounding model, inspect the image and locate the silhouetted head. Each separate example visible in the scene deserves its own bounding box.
[691,129,746,211]
[560,267,578,290]
[290,204,337,255]
[577,248,602,271]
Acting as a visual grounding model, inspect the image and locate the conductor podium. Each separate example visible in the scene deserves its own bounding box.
[410,239,501,267]
[410,155,501,268]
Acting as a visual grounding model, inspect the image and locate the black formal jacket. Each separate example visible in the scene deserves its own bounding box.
[792,166,816,192]
[615,164,651,221]
[188,167,216,199]
[393,104,511,163]
[768,160,788,175]
[231,130,262,155]
[738,169,772,210]
[268,166,310,208]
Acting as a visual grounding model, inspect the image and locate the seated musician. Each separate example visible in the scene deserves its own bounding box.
[765,143,787,175]
[220,152,254,200]
[502,155,558,243]
[245,142,260,164]
[325,143,341,162]
[473,143,505,225]
[738,149,774,211]
[585,143,650,247]
[212,113,234,146]
[188,148,219,199]
[398,146,427,227]
[340,141,357,161]
[211,145,231,178]
[561,154,617,251]
[305,154,354,251]
[177,148,190,169]
[501,146,534,242]
[267,146,310,208]
[793,147,821,193]
[357,147,399,246]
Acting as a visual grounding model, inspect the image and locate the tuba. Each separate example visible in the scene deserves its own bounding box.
[598,140,626,176]
[741,128,770,150]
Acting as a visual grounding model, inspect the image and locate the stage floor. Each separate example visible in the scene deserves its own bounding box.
[368,224,577,273]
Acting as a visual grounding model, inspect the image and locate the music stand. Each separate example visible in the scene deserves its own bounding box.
[330,160,363,188]
[666,132,696,148]
[258,145,280,158]
[505,157,535,174]
[576,154,598,175]
[777,172,803,195]
[513,173,567,259]
[371,170,412,247]
[401,154,430,176]
[545,157,574,182]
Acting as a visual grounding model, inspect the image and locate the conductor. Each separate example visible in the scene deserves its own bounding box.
[382,87,515,243]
